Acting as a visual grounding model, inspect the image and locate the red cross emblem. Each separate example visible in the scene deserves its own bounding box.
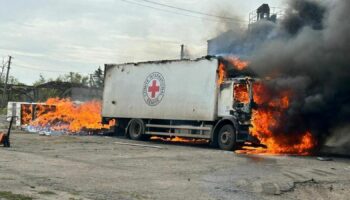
[148,80,160,98]
[143,72,165,106]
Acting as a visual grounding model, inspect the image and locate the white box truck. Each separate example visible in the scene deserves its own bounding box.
[102,56,257,150]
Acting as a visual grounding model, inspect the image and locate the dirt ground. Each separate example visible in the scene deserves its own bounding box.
[0,131,349,200]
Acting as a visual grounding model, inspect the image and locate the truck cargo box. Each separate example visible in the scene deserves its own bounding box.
[102,57,219,121]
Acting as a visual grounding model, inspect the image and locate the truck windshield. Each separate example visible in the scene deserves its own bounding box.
[234,83,250,104]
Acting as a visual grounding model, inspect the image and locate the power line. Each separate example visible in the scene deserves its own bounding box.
[120,0,220,22]
[120,0,246,24]
[134,0,247,22]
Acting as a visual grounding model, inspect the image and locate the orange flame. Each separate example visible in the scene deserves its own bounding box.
[21,104,33,125]
[235,83,316,155]
[217,62,226,85]
[234,83,250,103]
[27,98,114,133]
[150,136,209,145]
[217,57,249,85]
[226,57,249,70]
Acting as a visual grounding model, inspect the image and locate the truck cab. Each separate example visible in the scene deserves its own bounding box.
[214,77,257,150]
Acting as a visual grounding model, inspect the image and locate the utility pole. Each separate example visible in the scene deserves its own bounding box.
[70,72,74,83]
[0,58,5,80]
[180,44,185,60]
[2,56,12,107]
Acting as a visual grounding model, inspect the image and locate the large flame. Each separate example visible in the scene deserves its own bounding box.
[236,83,316,155]
[217,57,249,85]
[217,57,316,155]
[25,98,114,134]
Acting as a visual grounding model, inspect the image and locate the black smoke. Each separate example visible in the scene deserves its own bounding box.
[282,0,326,35]
[247,0,350,153]
[214,0,350,154]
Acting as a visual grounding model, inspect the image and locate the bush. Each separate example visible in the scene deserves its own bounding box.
[0,107,7,115]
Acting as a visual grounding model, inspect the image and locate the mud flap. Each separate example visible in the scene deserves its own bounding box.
[236,129,250,143]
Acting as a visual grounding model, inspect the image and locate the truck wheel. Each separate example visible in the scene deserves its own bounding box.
[218,124,236,151]
[128,119,145,140]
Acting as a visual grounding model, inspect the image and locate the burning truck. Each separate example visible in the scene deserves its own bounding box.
[101,56,259,150]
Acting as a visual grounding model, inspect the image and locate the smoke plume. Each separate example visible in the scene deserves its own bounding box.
[213,0,350,154]
[248,0,350,153]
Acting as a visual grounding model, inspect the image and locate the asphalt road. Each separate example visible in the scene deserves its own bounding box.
[0,133,349,200]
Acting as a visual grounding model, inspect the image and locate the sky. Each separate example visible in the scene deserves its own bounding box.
[0,0,284,84]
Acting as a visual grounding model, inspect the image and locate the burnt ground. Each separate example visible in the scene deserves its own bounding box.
[0,113,349,200]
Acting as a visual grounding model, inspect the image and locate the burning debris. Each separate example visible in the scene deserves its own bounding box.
[20,98,115,135]
[150,136,209,145]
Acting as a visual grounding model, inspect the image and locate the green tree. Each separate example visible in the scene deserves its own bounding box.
[92,67,104,88]
[58,72,89,86]
[33,74,47,86]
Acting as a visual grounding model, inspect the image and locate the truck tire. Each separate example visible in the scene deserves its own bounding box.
[128,119,145,140]
[218,124,236,151]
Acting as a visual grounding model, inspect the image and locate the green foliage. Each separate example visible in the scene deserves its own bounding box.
[8,76,20,85]
[0,107,6,115]
[2,68,103,104]
[35,88,62,102]
[33,74,47,86]
[0,76,24,108]
[92,67,104,88]
[57,72,89,86]
[32,72,90,101]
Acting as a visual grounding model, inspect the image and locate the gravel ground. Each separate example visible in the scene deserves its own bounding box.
[0,131,349,200]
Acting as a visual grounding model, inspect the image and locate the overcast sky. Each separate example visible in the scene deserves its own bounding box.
[0,0,284,84]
